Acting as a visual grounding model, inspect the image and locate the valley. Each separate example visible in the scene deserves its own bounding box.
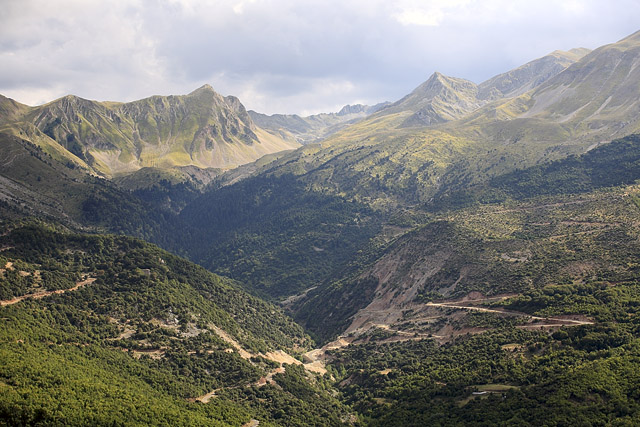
[2,29,640,426]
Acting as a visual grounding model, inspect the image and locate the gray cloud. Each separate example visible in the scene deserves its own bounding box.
[1,0,639,114]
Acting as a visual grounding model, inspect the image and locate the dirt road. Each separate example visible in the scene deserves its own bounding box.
[0,277,97,306]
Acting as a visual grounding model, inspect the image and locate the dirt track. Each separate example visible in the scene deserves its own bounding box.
[0,277,97,306]
[426,300,593,326]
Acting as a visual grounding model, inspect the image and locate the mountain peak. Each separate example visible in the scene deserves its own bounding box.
[549,48,591,62]
[425,71,448,84]
[421,71,474,90]
[337,104,367,116]
[189,84,217,95]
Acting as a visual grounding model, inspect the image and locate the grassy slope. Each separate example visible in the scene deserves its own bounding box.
[2,86,299,178]
[0,132,189,252]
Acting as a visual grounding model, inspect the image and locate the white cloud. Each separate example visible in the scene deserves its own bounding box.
[233,0,257,15]
[392,0,473,27]
[393,8,443,27]
[1,0,639,113]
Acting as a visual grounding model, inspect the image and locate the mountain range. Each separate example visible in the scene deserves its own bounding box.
[2,29,640,426]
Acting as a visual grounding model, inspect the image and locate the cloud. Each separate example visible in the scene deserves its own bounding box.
[1,0,639,114]
[393,8,443,27]
[392,0,473,27]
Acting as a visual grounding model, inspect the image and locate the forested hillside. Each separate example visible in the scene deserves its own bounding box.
[0,222,350,426]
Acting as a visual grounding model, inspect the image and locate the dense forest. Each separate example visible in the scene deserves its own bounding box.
[0,223,350,426]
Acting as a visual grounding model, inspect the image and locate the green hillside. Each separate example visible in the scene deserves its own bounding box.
[0,132,190,253]
[297,176,640,340]
[432,133,640,209]
[0,223,349,426]
[180,174,382,297]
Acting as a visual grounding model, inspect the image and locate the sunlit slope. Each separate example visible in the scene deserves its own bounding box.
[375,48,588,128]
[455,31,640,146]
[477,48,590,100]
[258,32,639,207]
[1,85,299,177]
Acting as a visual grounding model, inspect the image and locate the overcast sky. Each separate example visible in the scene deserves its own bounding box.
[1,0,639,115]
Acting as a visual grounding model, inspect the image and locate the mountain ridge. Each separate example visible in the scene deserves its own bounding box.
[0,85,299,178]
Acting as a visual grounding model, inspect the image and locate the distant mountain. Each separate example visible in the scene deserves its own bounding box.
[248,101,390,144]
[380,48,590,128]
[0,85,299,177]
[390,72,483,127]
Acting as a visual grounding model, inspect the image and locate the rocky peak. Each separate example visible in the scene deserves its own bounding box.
[337,104,368,116]
[189,84,215,94]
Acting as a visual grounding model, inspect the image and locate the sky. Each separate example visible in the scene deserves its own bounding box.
[1,0,639,115]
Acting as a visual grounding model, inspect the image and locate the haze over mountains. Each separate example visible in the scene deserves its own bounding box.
[3,29,640,426]
[249,102,390,145]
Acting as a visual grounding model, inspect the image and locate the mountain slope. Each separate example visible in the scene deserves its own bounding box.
[375,49,588,129]
[457,31,640,145]
[520,31,640,137]
[294,133,640,340]
[1,85,299,177]
[0,223,349,426]
[477,48,590,100]
[179,174,382,297]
